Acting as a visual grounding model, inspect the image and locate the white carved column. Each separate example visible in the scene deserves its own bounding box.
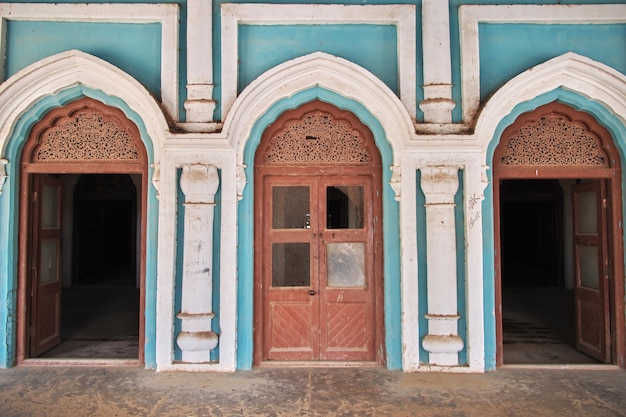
[420,0,456,123]
[184,0,216,123]
[176,164,220,362]
[421,166,464,366]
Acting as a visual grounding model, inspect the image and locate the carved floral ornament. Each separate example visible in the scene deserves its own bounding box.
[263,110,373,166]
[499,113,608,168]
[24,97,144,165]
[34,110,139,162]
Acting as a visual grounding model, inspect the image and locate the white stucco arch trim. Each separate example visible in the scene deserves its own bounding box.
[225,52,414,167]
[0,49,168,164]
[475,52,626,152]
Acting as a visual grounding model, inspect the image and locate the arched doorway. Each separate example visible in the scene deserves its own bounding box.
[16,97,148,365]
[253,100,385,365]
[493,102,624,366]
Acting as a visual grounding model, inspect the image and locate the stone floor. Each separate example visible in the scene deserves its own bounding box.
[0,366,624,417]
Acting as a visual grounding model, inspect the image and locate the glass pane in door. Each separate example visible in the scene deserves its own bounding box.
[272,243,310,287]
[578,244,600,290]
[273,186,310,229]
[40,238,60,284]
[327,186,364,229]
[576,190,598,234]
[41,184,60,229]
[327,242,365,287]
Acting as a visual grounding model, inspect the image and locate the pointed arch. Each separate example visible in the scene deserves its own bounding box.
[477,53,626,370]
[224,52,413,167]
[476,53,626,152]
[0,50,168,164]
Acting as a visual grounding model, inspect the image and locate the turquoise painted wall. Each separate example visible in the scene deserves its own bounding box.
[449,0,626,122]
[5,21,162,98]
[5,0,625,124]
[478,24,626,102]
[415,171,429,364]
[237,87,402,370]
[237,24,399,94]
[0,86,159,368]
[212,0,421,121]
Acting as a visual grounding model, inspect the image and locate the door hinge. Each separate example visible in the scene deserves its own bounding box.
[32,191,38,203]
[602,198,607,209]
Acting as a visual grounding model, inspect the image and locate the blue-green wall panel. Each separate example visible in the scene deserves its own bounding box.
[237,24,399,95]
[448,0,626,122]
[455,170,467,366]
[415,170,429,364]
[213,0,421,121]
[5,21,162,99]
[479,23,626,102]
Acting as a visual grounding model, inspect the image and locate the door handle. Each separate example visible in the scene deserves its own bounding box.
[309,290,316,296]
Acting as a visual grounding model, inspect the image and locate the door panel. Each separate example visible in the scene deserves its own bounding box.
[264,177,320,360]
[573,181,610,363]
[31,175,63,357]
[262,174,376,362]
[319,177,375,361]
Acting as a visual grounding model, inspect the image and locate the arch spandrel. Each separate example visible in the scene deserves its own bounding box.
[225,52,412,169]
[477,53,626,155]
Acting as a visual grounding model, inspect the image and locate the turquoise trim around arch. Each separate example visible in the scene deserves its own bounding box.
[481,88,626,370]
[0,85,158,368]
[236,87,402,370]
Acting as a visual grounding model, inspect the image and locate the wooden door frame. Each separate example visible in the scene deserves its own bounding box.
[493,102,625,368]
[15,97,148,366]
[252,100,385,366]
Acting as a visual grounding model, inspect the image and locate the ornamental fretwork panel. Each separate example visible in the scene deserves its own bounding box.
[499,113,608,168]
[24,97,144,165]
[264,110,372,166]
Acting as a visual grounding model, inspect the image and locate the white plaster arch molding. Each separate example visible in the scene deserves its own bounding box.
[475,53,626,152]
[225,52,415,170]
[0,50,168,164]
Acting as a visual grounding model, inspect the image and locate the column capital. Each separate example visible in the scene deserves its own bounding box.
[180,164,220,204]
[420,166,459,204]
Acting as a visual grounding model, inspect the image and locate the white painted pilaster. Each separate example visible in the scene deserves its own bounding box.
[176,164,220,363]
[420,166,463,366]
[420,0,455,123]
[463,161,488,371]
[184,0,217,124]
[400,161,420,371]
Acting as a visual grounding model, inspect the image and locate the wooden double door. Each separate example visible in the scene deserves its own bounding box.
[255,171,382,363]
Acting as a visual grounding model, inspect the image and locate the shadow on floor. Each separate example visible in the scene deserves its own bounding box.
[502,287,599,365]
[40,285,139,359]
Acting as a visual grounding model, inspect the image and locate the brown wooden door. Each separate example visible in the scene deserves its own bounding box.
[262,174,376,362]
[573,180,611,362]
[30,175,63,357]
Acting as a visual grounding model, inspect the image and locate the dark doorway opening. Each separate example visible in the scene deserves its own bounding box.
[500,179,599,364]
[38,174,140,360]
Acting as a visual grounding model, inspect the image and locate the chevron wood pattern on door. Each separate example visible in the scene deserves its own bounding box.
[270,302,313,350]
[325,302,367,351]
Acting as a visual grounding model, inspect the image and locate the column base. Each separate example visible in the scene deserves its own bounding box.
[422,334,464,366]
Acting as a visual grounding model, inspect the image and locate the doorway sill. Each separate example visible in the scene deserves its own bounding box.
[500,363,620,371]
[257,360,381,368]
[19,358,141,367]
